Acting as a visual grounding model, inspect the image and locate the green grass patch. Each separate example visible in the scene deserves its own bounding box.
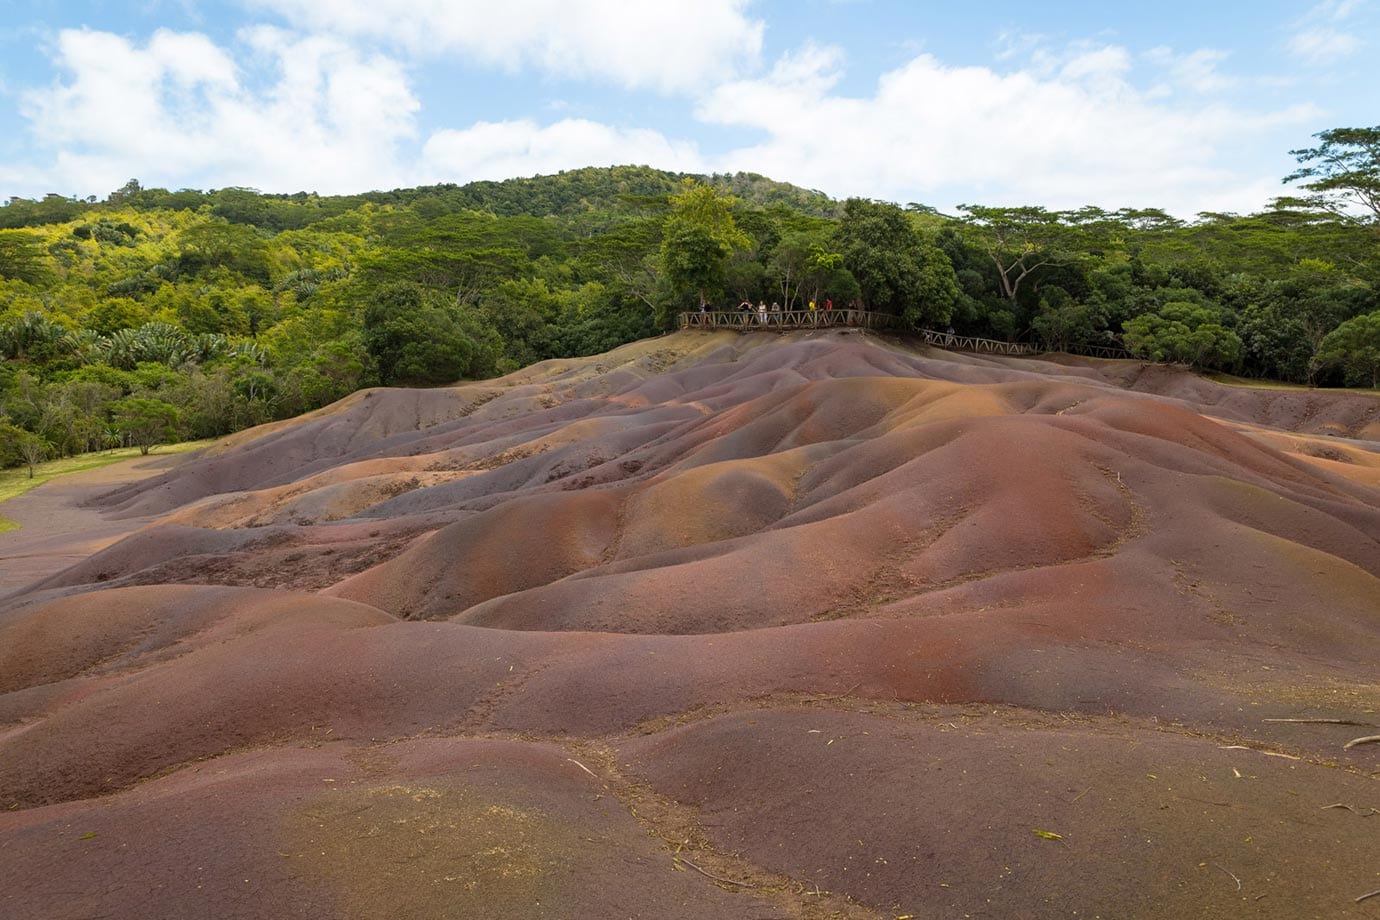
[1204,372,1312,391]
[0,439,213,512]
[1205,372,1380,396]
[0,515,19,534]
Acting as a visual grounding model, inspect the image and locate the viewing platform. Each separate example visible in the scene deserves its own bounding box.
[678,309,1132,360]
[679,308,902,331]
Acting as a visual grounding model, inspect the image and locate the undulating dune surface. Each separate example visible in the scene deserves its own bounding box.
[3,329,1379,920]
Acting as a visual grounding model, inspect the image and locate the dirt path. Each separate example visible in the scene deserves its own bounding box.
[0,454,184,596]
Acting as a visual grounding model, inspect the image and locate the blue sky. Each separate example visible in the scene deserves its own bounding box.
[1,0,1376,215]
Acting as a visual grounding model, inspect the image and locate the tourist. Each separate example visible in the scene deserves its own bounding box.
[808,299,816,312]
[825,299,833,311]
[758,301,767,324]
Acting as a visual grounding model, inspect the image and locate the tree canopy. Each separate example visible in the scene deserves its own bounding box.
[836,199,958,325]
[2,142,1379,473]
[1317,311,1380,387]
[1285,126,1380,225]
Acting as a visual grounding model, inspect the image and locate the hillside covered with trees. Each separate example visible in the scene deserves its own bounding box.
[2,128,1378,471]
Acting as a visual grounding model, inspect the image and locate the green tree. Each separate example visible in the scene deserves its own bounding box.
[1316,311,1380,387]
[286,338,370,411]
[835,199,959,325]
[1285,126,1380,225]
[659,180,750,309]
[1123,303,1243,369]
[174,221,273,284]
[572,218,664,316]
[363,281,501,385]
[1031,289,1103,353]
[480,277,562,369]
[0,311,74,362]
[767,229,851,309]
[111,397,180,455]
[0,230,52,284]
[1238,301,1315,382]
[957,205,1076,303]
[7,427,49,477]
[85,298,151,336]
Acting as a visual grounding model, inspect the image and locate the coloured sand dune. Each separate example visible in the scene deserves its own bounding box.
[2,330,1379,919]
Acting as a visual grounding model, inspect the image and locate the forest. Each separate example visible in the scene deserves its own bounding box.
[2,126,1378,472]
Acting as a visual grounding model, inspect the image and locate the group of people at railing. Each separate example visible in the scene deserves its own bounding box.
[693,297,859,325]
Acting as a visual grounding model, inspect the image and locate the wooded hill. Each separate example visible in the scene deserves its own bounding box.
[2,148,1378,470]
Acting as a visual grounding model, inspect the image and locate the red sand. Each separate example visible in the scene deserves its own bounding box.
[3,330,1378,919]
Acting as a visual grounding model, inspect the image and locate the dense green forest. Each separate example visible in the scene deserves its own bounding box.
[2,127,1379,471]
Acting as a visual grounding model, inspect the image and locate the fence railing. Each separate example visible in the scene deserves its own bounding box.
[677,310,1132,360]
[1056,342,1133,360]
[916,329,1039,355]
[679,309,902,331]
[916,330,1131,359]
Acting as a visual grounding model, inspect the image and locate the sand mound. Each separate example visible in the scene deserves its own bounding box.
[3,330,1378,918]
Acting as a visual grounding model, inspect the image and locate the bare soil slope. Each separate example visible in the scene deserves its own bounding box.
[3,330,1378,920]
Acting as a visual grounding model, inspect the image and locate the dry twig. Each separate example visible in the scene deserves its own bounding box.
[566,758,598,778]
[1263,718,1376,726]
[1213,864,1242,891]
[1319,803,1378,815]
[673,856,755,888]
[1343,735,1380,750]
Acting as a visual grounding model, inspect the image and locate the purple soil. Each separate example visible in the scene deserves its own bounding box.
[2,330,1378,919]
[0,452,185,594]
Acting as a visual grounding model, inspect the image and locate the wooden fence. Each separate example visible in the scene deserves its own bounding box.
[915,328,1039,356]
[679,309,902,331]
[913,329,1131,359]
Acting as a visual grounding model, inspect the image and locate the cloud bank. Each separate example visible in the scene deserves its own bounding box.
[2,5,1346,215]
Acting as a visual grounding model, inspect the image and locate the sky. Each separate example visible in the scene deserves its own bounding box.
[0,0,1376,216]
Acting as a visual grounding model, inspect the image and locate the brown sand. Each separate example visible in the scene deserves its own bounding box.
[2,330,1378,919]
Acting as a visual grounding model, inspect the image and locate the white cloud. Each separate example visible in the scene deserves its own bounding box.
[698,45,1319,215]
[1287,27,1362,62]
[1314,0,1365,19]
[18,27,418,196]
[1057,45,1132,85]
[421,118,703,183]
[1144,47,1236,94]
[1288,0,1368,63]
[248,0,764,93]
[993,30,1046,62]
[4,20,1330,217]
